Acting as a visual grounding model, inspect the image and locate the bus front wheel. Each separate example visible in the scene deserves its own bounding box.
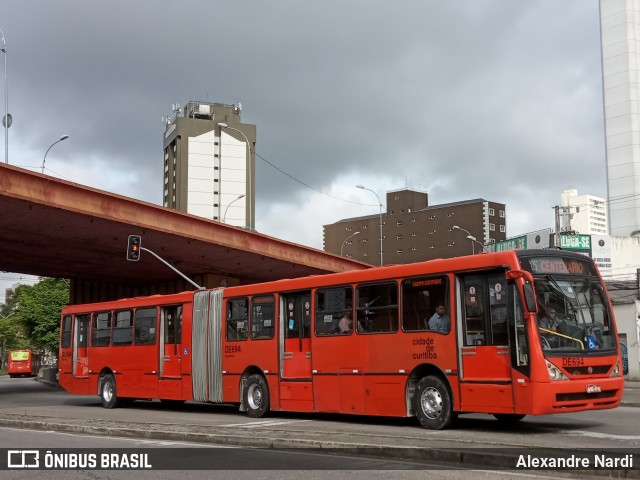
[414,375,455,430]
[244,374,270,418]
[100,374,121,409]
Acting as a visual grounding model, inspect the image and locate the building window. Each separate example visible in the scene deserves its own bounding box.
[447,212,455,217]
[500,225,506,233]
[397,235,403,240]
[397,250,403,255]
[499,210,505,218]
[490,223,495,231]
[448,242,455,247]
[489,208,495,216]
[429,215,436,219]
[396,221,402,226]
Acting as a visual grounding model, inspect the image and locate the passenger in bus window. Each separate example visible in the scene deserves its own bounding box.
[427,304,450,333]
[338,311,353,333]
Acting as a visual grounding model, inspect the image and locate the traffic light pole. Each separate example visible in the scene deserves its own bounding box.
[139,247,204,290]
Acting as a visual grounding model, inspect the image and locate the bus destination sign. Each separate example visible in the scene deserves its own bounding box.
[525,257,595,276]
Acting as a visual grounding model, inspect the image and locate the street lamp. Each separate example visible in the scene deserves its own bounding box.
[340,231,360,256]
[41,135,69,174]
[218,122,253,230]
[223,194,245,224]
[452,225,485,254]
[1,27,8,164]
[356,185,384,266]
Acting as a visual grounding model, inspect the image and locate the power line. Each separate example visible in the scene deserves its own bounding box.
[254,151,377,207]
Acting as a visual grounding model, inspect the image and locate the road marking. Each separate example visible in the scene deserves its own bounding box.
[563,429,640,441]
[220,419,311,428]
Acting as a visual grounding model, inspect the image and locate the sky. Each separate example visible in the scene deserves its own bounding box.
[0,1,607,301]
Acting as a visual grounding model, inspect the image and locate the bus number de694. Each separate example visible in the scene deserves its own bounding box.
[225,345,241,354]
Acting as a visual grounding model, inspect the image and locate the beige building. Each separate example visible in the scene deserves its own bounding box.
[323,189,507,265]
[162,101,256,229]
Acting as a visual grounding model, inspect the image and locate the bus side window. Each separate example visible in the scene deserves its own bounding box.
[315,286,353,335]
[402,275,448,332]
[113,310,133,346]
[76,315,89,347]
[134,307,157,345]
[461,271,508,346]
[91,312,111,347]
[251,295,275,340]
[61,315,72,348]
[227,298,249,341]
[462,276,486,346]
[356,282,398,334]
[163,305,182,345]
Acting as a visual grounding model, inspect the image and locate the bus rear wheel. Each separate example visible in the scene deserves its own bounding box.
[100,374,121,409]
[414,375,455,430]
[493,413,526,423]
[244,374,270,418]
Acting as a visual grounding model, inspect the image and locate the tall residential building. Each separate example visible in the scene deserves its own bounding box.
[162,101,256,229]
[560,189,608,235]
[600,0,640,235]
[323,189,506,265]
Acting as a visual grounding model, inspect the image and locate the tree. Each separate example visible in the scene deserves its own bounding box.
[14,278,69,358]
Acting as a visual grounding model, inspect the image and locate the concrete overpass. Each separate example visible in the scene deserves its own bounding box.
[0,163,370,304]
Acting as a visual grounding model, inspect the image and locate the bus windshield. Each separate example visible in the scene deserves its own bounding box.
[518,253,618,354]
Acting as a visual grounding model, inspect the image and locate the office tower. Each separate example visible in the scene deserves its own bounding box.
[600,0,640,235]
[163,101,256,229]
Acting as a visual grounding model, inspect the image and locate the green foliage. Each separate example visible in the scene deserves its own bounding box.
[13,278,69,357]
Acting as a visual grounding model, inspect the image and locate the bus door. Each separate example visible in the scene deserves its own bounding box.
[457,272,514,411]
[72,314,90,380]
[159,305,184,399]
[280,292,313,410]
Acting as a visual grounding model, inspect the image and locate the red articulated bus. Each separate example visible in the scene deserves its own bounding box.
[58,249,624,429]
[8,350,43,378]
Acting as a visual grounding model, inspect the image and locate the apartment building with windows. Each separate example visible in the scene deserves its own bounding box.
[560,188,608,235]
[323,189,507,265]
[162,101,256,229]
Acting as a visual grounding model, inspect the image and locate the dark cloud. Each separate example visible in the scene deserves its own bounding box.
[3,0,605,235]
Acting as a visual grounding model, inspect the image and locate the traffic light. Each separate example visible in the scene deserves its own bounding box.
[127,235,141,261]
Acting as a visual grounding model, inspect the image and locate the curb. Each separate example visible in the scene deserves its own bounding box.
[0,416,637,477]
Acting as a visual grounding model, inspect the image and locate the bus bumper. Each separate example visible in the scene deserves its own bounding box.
[530,377,624,415]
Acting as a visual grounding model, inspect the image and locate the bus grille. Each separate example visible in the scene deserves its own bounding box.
[565,365,611,376]
[556,390,617,402]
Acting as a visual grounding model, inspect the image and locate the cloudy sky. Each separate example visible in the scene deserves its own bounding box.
[1,1,607,298]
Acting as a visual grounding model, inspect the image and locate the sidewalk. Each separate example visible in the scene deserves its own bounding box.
[622,379,640,407]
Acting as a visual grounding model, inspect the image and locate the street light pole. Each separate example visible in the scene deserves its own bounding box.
[218,123,253,230]
[340,231,360,256]
[356,185,384,266]
[452,225,477,254]
[41,135,69,174]
[1,27,8,164]
[223,194,245,224]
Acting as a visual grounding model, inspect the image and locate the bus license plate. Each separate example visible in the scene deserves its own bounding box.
[586,384,601,394]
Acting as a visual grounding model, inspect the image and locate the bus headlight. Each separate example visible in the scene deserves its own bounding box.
[610,362,620,377]
[546,361,568,381]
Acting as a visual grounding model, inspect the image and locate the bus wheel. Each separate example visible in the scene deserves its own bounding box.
[493,413,526,423]
[100,374,121,409]
[244,374,270,418]
[414,375,455,430]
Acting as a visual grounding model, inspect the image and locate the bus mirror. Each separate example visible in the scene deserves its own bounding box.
[522,282,537,313]
[506,269,534,283]
[506,270,537,313]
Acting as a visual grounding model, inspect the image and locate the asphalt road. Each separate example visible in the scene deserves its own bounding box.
[0,376,639,477]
